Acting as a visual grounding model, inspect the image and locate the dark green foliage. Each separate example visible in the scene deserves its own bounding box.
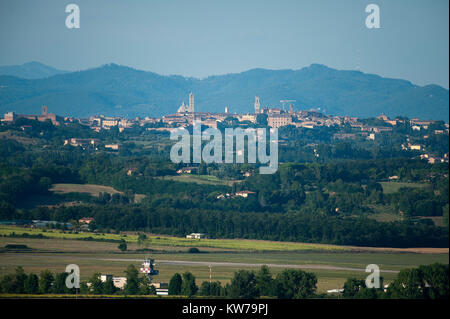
[24,273,39,294]
[229,270,259,299]
[4,244,30,250]
[255,265,276,297]
[275,269,317,299]
[102,277,117,295]
[38,270,54,294]
[124,265,140,295]
[199,281,223,296]
[118,239,127,251]
[0,267,27,294]
[0,264,447,300]
[0,274,16,293]
[168,273,183,295]
[419,263,449,299]
[53,272,71,294]
[138,276,152,295]
[387,263,449,299]
[343,278,366,298]
[89,273,104,295]
[0,120,448,249]
[181,272,198,297]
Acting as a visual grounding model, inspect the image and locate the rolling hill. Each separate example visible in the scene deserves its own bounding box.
[0,63,448,121]
[0,62,67,79]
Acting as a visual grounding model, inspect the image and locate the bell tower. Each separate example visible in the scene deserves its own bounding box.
[254,96,260,114]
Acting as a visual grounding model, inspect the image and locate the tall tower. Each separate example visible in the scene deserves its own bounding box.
[42,105,48,115]
[254,96,260,114]
[189,92,195,113]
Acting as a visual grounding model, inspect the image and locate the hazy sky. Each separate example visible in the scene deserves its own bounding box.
[0,0,448,88]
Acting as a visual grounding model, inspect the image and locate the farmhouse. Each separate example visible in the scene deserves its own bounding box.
[177,167,198,174]
[79,217,95,224]
[186,233,206,239]
[64,138,102,148]
[235,190,257,198]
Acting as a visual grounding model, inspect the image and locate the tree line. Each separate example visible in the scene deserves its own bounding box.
[1,263,447,299]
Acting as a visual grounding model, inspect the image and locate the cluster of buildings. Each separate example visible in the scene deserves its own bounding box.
[216,190,257,200]
[2,106,64,126]
[2,94,448,162]
[185,233,206,239]
[0,217,96,230]
[160,95,338,129]
[3,95,448,134]
[97,259,168,295]
[63,138,120,151]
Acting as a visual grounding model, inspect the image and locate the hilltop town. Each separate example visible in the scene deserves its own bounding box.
[2,93,449,164]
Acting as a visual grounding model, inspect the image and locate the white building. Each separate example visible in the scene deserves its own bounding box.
[186,233,206,239]
[100,275,127,289]
[267,114,292,128]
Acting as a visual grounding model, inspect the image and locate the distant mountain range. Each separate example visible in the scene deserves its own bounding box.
[0,62,67,79]
[0,62,448,121]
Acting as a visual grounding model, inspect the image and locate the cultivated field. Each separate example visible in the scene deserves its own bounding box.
[48,184,145,203]
[157,174,239,186]
[1,226,448,253]
[50,183,123,196]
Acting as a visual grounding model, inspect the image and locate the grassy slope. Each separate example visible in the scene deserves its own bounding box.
[379,181,429,194]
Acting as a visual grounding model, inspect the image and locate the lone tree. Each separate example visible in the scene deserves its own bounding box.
[137,233,147,248]
[168,273,183,295]
[118,239,127,252]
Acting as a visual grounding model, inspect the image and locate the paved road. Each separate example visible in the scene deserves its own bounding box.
[3,254,399,273]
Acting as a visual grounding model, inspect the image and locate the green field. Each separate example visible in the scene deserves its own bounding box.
[367,204,402,222]
[380,181,429,194]
[47,184,145,203]
[0,226,350,252]
[50,183,123,196]
[157,174,238,186]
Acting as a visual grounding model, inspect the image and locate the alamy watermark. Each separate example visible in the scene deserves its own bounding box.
[65,4,80,29]
[366,4,381,29]
[65,264,80,289]
[170,120,279,174]
[365,264,380,288]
